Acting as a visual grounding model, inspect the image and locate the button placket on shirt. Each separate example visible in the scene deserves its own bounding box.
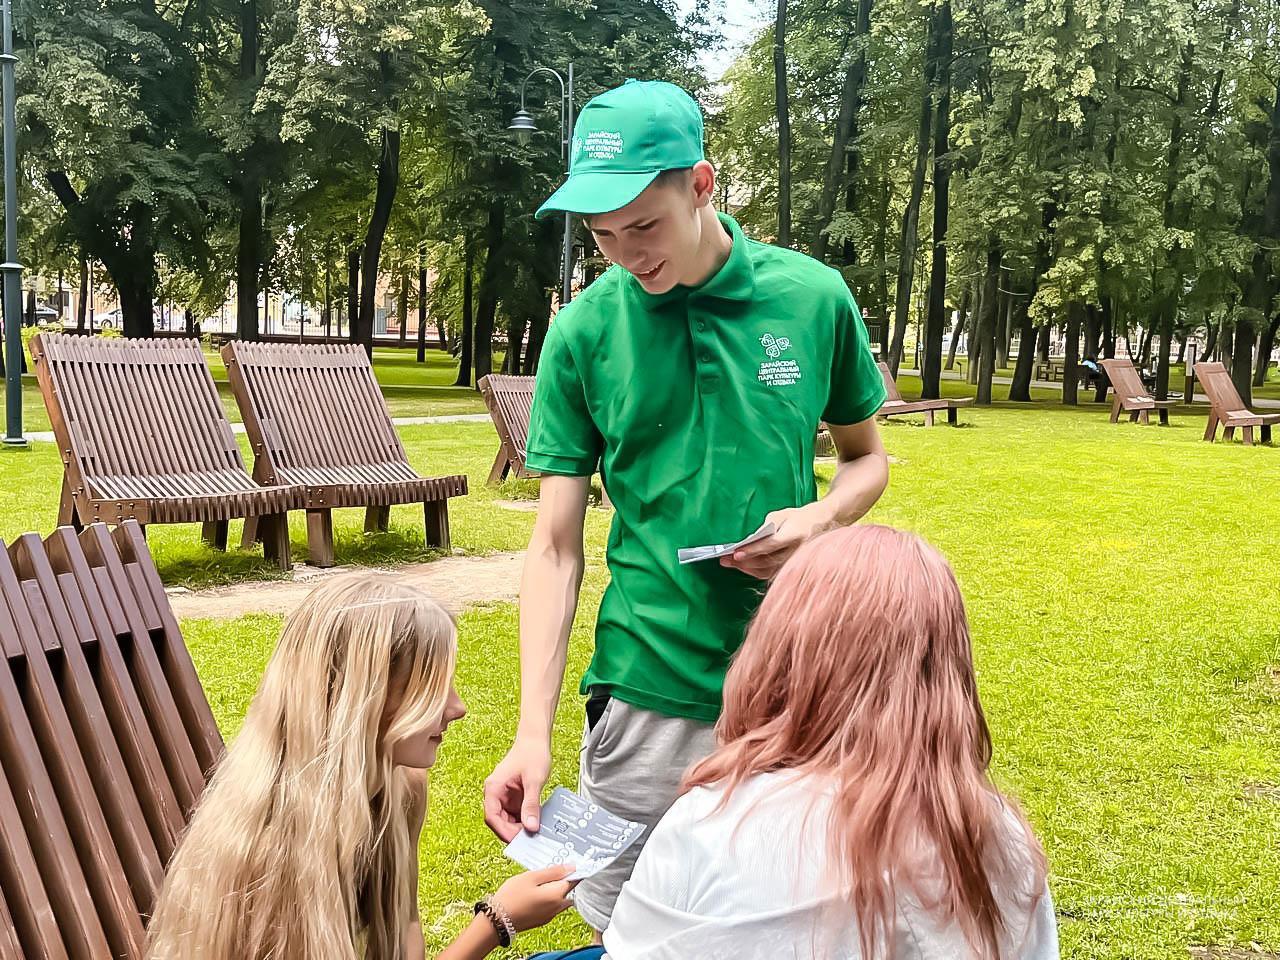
[691,300,720,393]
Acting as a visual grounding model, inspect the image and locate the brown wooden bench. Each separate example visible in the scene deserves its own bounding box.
[222,341,468,567]
[30,334,297,570]
[1195,360,1280,445]
[477,374,538,484]
[0,521,223,958]
[477,374,615,508]
[1099,358,1173,425]
[877,362,974,425]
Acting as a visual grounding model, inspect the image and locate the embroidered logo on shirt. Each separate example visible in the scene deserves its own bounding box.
[758,333,801,387]
[760,332,791,358]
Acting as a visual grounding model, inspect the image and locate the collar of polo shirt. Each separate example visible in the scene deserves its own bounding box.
[623,213,757,306]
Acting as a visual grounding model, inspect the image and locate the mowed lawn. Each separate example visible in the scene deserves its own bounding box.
[1,391,1277,957]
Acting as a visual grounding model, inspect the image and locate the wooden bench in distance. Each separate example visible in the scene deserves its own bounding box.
[222,341,468,567]
[478,374,538,484]
[877,362,974,425]
[477,374,614,507]
[1195,360,1280,445]
[1099,358,1173,425]
[30,334,298,570]
[0,521,223,958]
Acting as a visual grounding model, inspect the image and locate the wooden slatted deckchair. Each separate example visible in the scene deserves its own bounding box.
[1099,358,1173,425]
[0,521,223,959]
[222,341,468,568]
[476,374,614,507]
[477,374,537,485]
[876,362,973,425]
[1195,360,1280,445]
[30,334,297,570]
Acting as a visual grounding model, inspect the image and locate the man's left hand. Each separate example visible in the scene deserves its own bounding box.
[719,502,834,580]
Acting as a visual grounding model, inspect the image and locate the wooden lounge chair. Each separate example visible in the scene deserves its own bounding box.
[477,374,537,485]
[1099,358,1173,425]
[477,374,614,507]
[30,334,297,570]
[1195,360,1280,445]
[876,362,973,425]
[0,521,223,958]
[222,341,468,567]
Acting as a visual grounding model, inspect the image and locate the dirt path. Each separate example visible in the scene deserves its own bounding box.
[169,552,525,621]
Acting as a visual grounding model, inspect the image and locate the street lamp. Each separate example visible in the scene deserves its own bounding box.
[508,64,575,308]
[1,0,25,447]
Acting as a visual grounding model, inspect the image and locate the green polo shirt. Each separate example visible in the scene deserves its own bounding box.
[525,213,885,721]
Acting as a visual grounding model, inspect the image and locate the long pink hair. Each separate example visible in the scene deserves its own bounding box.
[684,524,1046,959]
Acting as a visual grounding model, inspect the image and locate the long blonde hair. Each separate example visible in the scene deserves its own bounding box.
[685,525,1047,959]
[147,577,457,960]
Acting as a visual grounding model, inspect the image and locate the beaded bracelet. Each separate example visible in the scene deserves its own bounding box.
[473,896,516,948]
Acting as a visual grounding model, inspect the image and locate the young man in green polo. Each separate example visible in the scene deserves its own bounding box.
[482,79,889,934]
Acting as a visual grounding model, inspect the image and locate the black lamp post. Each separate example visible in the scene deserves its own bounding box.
[508,64,575,308]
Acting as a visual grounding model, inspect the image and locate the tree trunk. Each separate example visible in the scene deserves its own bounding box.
[526,294,551,374]
[432,249,447,350]
[887,17,936,377]
[1062,301,1082,405]
[1230,317,1256,404]
[1220,318,1234,370]
[1083,305,1101,364]
[967,280,983,385]
[995,265,1013,369]
[872,174,892,356]
[417,251,428,363]
[397,271,408,345]
[1138,326,1152,366]
[454,234,475,387]
[358,123,402,359]
[1094,296,1115,403]
[1036,323,1051,362]
[920,0,952,400]
[45,174,156,338]
[235,0,262,343]
[76,256,87,333]
[773,0,792,247]
[1254,313,1278,386]
[945,284,970,370]
[1204,316,1219,361]
[473,196,505,383]
[812,0,873,262]
[975,242,1001,404]
[117,274,155,338]
[1236,74,1280,400]
[347,245,361,344]
[324,245,332,338]
[1008,295,1035,402]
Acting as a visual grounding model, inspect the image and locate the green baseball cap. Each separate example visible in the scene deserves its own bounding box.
[535,79,704,220]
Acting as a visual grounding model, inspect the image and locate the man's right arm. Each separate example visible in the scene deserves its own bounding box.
[483,474,590,841]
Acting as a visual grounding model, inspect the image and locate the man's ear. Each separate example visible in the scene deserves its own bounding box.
[690,160,717,208]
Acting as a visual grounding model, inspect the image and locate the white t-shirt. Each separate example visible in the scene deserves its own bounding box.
[603,771,1059,959]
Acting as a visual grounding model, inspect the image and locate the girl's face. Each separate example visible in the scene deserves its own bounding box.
[391,684,467,769]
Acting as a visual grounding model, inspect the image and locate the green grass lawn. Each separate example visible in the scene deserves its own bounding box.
[1,396,1277,956]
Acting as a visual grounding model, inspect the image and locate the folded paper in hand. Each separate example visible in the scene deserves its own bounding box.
[504,787,647,881]
[677,522,777,565]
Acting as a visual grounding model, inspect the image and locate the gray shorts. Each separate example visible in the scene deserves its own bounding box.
[573,693,717,932]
